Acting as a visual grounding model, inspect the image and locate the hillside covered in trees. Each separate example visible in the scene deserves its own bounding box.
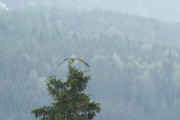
[1,8,180,120]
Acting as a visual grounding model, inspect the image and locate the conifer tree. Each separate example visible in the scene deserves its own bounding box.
[31,62,101,120]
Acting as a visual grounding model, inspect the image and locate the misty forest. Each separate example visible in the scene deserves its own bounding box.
[1,1,180,120]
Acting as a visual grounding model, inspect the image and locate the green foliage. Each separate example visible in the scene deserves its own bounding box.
[31,62,101,120]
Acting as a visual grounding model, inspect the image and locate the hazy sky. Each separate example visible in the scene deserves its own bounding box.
[1,0,180,22]
[0,1,9,11]
[78,0,180,22]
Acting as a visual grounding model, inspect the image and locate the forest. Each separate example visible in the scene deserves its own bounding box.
[1,7,180,120]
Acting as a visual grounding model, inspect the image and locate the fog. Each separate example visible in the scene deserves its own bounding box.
[0,2,9,11]
[1,0,180,120]
[2,0,180,22]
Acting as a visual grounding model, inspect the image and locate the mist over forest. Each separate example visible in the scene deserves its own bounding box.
[2,0,180,22]
[1,1,180,120]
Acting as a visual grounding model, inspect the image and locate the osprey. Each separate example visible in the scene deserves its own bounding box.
[58,58,89,67]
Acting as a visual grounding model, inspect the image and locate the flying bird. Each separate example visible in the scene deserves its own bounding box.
[58,58,89,67]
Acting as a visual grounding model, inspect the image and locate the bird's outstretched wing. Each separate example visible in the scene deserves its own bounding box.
[57,58,68,68]
[58,57,89,68]
[75,58,90,67]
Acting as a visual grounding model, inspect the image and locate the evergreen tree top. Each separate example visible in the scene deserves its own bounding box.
[31,62,101,120]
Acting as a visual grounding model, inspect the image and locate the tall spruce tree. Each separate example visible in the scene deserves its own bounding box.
[31,62,101,120]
